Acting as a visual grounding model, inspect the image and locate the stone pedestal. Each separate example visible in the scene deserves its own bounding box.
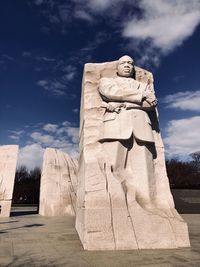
[0,145,18,217]
[39,148,78,216]
[75,60,190,250]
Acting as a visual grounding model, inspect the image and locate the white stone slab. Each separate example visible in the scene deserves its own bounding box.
[0,145,18,217]
[39,148,78,216]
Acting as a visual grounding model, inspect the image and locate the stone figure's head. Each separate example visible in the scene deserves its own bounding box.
[117,55,135,78]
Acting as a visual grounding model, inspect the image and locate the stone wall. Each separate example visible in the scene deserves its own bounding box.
[39,148,78,216]
[0,145,18,217]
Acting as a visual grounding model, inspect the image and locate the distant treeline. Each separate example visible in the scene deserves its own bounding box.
[166,152,200,189]
[13,166,41,204]
[12,152,200,204]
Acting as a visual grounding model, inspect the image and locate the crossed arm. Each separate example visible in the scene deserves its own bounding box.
[99,77,157,110]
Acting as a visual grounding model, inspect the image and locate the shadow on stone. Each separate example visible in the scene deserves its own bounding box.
[0,220,18,224]
[10,210,38,217]
[172,189,200,214]
[24,223,44,228]
[10,205,39,217]
[174,201,200,214]
[2,254,60,267]
[0,223,44,234]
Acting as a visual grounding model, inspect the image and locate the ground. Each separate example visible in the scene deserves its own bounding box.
[0,190,200,267]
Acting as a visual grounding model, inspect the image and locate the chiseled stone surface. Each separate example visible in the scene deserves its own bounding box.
[75,57,190,250]
[39,148,78,216]
[0,145,18,217]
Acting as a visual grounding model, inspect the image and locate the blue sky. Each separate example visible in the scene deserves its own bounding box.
[0,0,200,168]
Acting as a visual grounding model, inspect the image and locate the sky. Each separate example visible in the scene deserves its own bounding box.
[0,0,200,169]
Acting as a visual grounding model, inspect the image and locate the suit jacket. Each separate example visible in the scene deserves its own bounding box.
[98,76,155,143]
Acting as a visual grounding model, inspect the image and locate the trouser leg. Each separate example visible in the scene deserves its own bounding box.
[102,140,127,172]
[125,138,155,208]
[101,136,157,209]
[102,137,136,205]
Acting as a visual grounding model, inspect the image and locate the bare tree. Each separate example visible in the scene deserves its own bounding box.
[166,157,200,189]
[190,151,200,172]
[13,166,41,204]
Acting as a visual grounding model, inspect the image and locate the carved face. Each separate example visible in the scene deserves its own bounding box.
[117,55,134,77]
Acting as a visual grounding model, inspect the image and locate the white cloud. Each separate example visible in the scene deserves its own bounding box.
[72,108,79,113]
[88,0,110,9]
[77,0,200,66]
[30,124,79,158]
[18,143,45,169]
[35,0,44,5]
[31,132,55,145]
[32,0,118,27]
[62,121,71,127]
[63,72,75,81]
[36,79,66,96]
[32,0,200,66]
[164,116,200,156]
[22,51,32,57]
[37,80,48,87]
[65,127,79,143]
[35,60,77,96]
[163,90,200,111]
[83,0,114,11]
[12,120,79,169]
[43,123,58,132]
[62,64,77,81]
[9,135,20,141]
[22,51,56,62]
[128,41,161,67]
[0,54,14,61]
[173,75,184,83]
[10,130,24,135]
[123,0,200,54]
[0,54,15,67]
[62,64,76,72]
[74,9,93,22]
[74,32,110,65]
[36,56,56,62]
[58,4,71,23]
[9,130,25,141]
[49,14,60,24]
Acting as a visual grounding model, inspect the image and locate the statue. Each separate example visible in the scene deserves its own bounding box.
[76,56,190,250]
[98,55,159,213]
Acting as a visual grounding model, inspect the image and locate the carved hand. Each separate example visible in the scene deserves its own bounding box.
[107,103,126,113]
[101,102,126,113]
[143,90,157,107]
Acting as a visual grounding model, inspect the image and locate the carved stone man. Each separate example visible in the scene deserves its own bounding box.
[98,55,158,211]
[76,55,190,250]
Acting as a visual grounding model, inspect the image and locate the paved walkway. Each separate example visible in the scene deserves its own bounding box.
[0,207,200,267]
